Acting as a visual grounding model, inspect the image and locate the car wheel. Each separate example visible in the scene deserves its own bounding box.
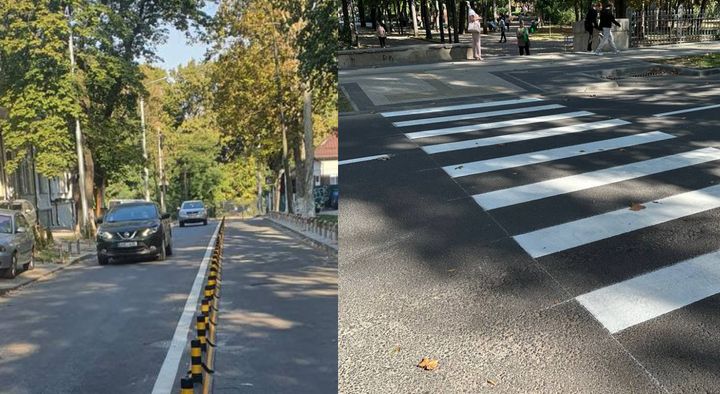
[3,253,17,279]
[23,247,35,271]
[98,256,109,265]
[157,240,167,261]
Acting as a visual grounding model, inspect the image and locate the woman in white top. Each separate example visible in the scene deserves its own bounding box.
[467,6,482,60]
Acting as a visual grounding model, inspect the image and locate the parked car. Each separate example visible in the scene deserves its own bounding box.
[0,209,35,279]
[107,199,145,209]
[178,200,208,227]
[0,199,37,227]
[95,202,172,265]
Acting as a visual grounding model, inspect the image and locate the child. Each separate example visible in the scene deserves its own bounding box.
[516,20,530,55]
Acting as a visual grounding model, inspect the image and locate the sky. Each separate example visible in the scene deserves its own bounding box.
[152,3,218,71]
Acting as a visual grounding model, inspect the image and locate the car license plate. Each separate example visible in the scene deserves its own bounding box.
[118,241,138,248]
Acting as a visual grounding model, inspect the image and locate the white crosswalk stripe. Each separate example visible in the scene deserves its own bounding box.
[443,131,675,178]
[422,119,630,154]
[392,104,565,127]
[404,111,593,140]
[380,97,544,118]
[387,96,720,334]
[514,183,720,258]
[576,249,720,334]
[475,147,720,210]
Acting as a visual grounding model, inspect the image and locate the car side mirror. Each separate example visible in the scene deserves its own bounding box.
[96,217,103,225]
[161,213,171,220]
[16,226,26,233]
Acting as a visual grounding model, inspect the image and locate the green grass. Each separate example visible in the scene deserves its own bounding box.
[36,247,67,264]
[656,53,720,69]
[338,86,354,112]
[317,214,338,224]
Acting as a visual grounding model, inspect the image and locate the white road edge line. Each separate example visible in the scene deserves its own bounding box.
[380,97,543,117]
[652,103,720,117]
[514,183,720,258]
[151,220,221,394]
[576,249,720,334]
[339,154,390,165]
[392,104,565,128]
[475,147,720,210]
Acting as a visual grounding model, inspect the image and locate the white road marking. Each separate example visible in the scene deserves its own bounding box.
[576,249,720,334]
[393,104,565,127]
[443,131,675,178]
[339,154,391,165]
[422,119,630,154]
[514,183,720,258]
[404,111,593,140]
[653,103,720,117]
[475,147,720,210]
[380,98,543,118]
[151,221,221,394]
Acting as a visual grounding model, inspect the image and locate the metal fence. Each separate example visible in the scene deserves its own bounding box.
[629,8,720,47]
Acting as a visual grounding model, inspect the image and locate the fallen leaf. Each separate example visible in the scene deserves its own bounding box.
[455,165,464,170]
[486,379,497,386]
[378,156,390,161]
[417,357,439,370]
[629,203,646,211]
[392,346,401,354]
[447,268,456,272]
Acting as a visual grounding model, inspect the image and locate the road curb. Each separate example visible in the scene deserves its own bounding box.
[0,252,95,296]
[264,218,338,256]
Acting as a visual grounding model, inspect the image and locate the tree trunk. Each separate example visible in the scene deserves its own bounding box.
[359,0,366,25]
[341,0,352,45]
[459,0,466,34]
[302,87,315,218]
[439,1,446,42]
[450,0,459,42]
[421,0,433,38]
[256,170,263,214]
[411,0,419,37]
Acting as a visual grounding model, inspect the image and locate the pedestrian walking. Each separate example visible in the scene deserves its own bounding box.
[377,22,387,48]
[467,6,483,60]
[498,16,507,43]
[594,0,621,55]
[516,20,530,55]
[584,2,600,51]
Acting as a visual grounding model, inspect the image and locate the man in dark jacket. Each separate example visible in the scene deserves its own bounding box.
[584,2,600,51]
[594,0,621,55]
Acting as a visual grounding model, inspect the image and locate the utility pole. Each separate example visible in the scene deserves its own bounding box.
[66,6,89,233]
[139,97,150,201]
[270,27,292,214]
[157,132,165,212]
[0,107,9,201]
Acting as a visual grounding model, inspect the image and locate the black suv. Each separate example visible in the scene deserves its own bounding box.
[95,202,173,265]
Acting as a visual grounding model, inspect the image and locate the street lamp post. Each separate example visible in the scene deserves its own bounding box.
[66,6,89,234]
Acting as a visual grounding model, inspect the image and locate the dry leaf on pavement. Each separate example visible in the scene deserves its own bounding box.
[417,357,439,370]
[392,346,401,354]
[486,379,497,386]
[629,203,646,211]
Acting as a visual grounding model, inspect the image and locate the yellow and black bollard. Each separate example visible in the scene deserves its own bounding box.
[180,376,194,394]
[196,316,208,351]
[190,339,203,383]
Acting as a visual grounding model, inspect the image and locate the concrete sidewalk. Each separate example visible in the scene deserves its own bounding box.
[340,40,720,109]
[212,218,337,393]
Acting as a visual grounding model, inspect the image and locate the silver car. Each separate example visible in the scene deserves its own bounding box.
[0,209,35,279]
[178,200,208,227]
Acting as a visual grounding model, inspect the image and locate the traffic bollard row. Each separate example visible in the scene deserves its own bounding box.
[179,217,225,394]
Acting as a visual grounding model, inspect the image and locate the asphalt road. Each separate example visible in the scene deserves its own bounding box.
[340,65,720,392]
[0,221,217,393]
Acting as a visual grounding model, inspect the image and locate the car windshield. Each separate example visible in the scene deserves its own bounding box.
[0,202,22,211]
[182,201,204,209]
[105,205,157,222]
[0,215,12,234]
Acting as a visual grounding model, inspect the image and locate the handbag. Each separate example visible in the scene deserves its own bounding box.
[467,20,481,33]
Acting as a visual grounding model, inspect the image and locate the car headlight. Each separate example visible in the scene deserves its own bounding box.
[98,231,113,241]
[140,227,160,237]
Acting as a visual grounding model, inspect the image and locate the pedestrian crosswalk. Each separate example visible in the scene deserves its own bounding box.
[382,96,720,334]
